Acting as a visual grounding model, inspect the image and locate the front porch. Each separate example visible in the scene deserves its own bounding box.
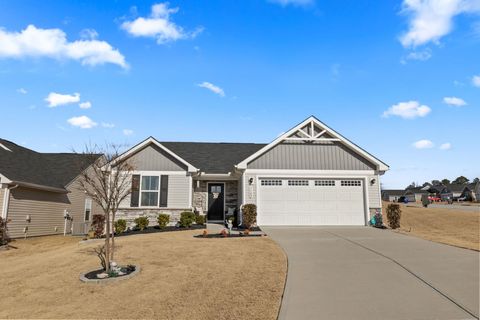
[192,179,240,222]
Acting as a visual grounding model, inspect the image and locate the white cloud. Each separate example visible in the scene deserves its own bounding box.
[121,3,203,44]
[399,0,480,47]
[439,142,452,150]
[123,129,134,136]
[472,75,480,87]
[17,88,27,94]
[268,0,314,6]
[403,49,432,62]
[382,100,431,119]
[45,92,80,107]
[0,25,128,68]
[79,101,92,109]
[101,122,115,128]
[443,96,467,106]
[197,81,225,97]
[79,28,99,40]
[413,139,434,149]
[67,115,97,129]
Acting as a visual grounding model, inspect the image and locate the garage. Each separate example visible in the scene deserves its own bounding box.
[257,178,366,226]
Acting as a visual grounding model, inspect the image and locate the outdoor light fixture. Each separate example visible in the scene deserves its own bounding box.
[249,178,254,184]
[370,178,376,185]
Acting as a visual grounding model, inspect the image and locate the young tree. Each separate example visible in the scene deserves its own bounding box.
[452,176,469,185]
[76,144,134,272]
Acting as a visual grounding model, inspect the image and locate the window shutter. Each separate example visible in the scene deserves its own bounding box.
[160,175,168,207]
[130,175,140,207]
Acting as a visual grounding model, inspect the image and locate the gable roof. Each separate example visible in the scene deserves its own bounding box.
[160,142,265,174]
[0,139,99,192]
[236,116,389,171]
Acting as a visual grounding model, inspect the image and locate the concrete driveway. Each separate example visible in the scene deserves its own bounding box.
[263,227,479,320]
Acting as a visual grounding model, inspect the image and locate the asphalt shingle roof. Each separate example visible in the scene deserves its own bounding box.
[0,139,98,190]
[160,141,266,174]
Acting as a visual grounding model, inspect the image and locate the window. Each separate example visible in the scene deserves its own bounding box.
[261,179,282,186]
[84,198,92,221]
[141,176,159,206]
[315,180,335,186]
[341,180,361,187]
[288,180,309,186]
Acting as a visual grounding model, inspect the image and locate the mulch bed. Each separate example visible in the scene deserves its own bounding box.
[115,225,206,238]
[84,265,137,280]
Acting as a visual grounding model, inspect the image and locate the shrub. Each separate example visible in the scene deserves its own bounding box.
[91,214,105,238]
[0,217,10,246]
[386,204,401,229]
[134,217,149,231]
[179,211,196,228]
[114,219,127,234]
[195,214,205,225]
[242,204,257,230]
[157,214,170,229]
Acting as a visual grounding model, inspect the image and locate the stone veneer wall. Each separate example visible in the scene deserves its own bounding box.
[116,208,187,229]
[193,180,238,213]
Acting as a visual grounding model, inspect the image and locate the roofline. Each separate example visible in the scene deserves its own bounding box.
[5,180,68,193]
[110,137,198,172]
[64,154,106,189]
[236,116,389,171]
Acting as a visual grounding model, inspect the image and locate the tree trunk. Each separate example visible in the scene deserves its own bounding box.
[105,210,111,273]
[110,211,116,261]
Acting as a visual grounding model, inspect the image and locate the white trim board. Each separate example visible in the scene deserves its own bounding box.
[236,116,389,172]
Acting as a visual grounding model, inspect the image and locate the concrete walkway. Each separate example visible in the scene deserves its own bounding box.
[263,227,479,320]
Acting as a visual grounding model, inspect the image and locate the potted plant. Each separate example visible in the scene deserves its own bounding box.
[227,216,234,231]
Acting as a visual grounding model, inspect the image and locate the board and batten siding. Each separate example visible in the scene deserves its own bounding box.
[127,144,187,171]
[167,174,190,208]
[247,143,375,170]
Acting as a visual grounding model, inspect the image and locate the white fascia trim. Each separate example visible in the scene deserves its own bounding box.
[110,137,198,173]
[0,173,12,184]
[236,116,389,171]
[132,170,189,176]
[195,173,238,181]
[244,169,375,176]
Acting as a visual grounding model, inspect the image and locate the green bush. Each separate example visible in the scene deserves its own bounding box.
[134,216,149,231]
[386,204,401,229]
[91,214,105,238]
[195,214,205,225]
[179,211,196,228]
[157,214,170,229]
[0,217,10,246]
[114,219,127,234]
[242,204,257,229]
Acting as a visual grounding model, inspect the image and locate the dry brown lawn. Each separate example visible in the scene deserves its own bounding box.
[382,202,480,251]
[0,231,287,319]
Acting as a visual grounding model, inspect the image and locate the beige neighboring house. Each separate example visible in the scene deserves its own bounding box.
[0,139,101,239]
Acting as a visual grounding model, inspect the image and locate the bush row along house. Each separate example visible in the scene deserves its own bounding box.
[0,139,101,239]
[382,182,480,202]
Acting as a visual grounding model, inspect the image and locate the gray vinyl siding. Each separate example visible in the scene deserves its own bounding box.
[247,142,375,170]
[7,187,70,238]
[0,188,4,216]
[167,175,190,208]
[367,175,381,208]
[128,145,187,171]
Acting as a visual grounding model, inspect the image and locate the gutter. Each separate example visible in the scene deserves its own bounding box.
[1,184,18,220]
[8,181,68,194]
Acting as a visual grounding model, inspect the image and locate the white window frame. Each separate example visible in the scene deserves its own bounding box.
[341,180,362,187]
[84,198,92,222]
[260,179,283,186]
[140,175,160,207]
[315,180,336,186]
[288,179,309,186]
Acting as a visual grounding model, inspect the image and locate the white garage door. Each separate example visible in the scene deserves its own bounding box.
[257,178,365,226]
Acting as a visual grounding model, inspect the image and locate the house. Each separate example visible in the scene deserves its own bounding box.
[381,190,405,202]
[0,139,100,238]
[114,116,389,226]
[404,187,429,202]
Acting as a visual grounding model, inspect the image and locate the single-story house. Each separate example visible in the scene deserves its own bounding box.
[114,116,389,226]
[404,187,429,202]
[0,139,100,238]
[381,189,405,202]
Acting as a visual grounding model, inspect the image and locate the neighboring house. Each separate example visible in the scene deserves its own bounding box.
[0,139,100,238]
[404,187,428,202]
[114,116,389,227]
[381,190,404,202]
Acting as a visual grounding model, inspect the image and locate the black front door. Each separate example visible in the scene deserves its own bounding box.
[208,183,225,221]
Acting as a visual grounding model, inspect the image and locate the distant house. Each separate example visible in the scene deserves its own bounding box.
[381,190,404,202]
[404,187,428,202]
[0,139,101,239]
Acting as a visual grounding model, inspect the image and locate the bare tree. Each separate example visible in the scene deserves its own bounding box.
[76,143,134,272]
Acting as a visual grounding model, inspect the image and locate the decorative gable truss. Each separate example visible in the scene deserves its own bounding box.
[236,116,389,171]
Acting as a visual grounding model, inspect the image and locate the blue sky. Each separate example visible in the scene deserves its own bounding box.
[0,0,479,188]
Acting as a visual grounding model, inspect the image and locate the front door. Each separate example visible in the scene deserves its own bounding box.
[208,183,225,221]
